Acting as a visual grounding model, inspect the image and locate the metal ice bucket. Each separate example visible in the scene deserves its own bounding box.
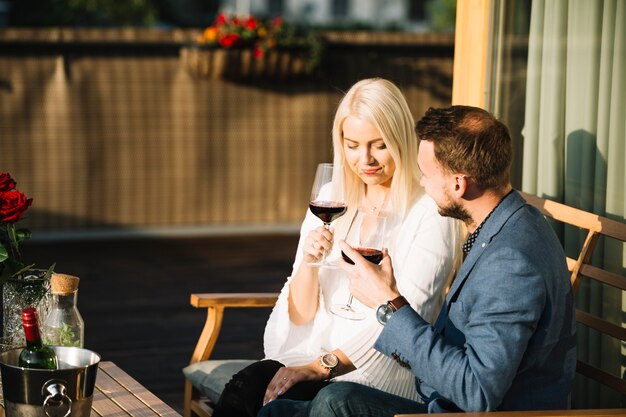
[0,346,100,417]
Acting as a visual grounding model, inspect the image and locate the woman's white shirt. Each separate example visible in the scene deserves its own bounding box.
[263,193,462,401]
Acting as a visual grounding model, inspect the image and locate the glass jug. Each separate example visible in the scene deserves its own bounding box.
[42,273,84,347]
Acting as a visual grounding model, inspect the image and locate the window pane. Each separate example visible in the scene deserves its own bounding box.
[409,0,427,21]
[332,0,349,18]
[489,0,532,189]
[269,0,284,16]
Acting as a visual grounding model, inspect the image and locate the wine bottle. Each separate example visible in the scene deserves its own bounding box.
[19,306,58,370]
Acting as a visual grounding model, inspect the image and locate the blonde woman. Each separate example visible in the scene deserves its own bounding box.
[213,78,462,417]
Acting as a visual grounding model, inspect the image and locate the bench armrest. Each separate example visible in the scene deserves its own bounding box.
[189,292,279,364]
[190,292,279,308]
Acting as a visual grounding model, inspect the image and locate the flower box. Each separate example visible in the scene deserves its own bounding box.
[182,45,315,81]
[182,13,320,81]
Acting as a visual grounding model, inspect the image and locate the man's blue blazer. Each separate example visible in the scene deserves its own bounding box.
[375,191,577,412]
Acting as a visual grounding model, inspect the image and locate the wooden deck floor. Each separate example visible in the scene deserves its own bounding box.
[20,233,299,414]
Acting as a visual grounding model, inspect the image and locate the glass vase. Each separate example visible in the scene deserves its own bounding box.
[2,269,51,347]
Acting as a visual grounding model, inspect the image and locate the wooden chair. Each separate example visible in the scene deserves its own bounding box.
[183,192,626,417]
[184,293,278,417]
[520,192,626,402]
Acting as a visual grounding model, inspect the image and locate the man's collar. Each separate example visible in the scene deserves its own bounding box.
[462,189,514,254]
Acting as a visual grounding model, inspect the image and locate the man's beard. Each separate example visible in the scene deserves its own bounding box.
[438,201,472,224]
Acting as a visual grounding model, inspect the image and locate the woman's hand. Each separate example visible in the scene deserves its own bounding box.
[289,225,334,324]
[262,362,326,405]
[302,225,334,263]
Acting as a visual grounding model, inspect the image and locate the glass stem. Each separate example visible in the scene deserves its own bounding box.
[346,295,354,308]
[320,223,331,263]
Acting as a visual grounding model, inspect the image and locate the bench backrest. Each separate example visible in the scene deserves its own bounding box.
[521,192,626,399]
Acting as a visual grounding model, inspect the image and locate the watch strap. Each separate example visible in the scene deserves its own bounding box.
[389,295,409,311]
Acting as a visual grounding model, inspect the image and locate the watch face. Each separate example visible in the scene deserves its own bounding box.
[322,353,339,368]
[376,303,393,325]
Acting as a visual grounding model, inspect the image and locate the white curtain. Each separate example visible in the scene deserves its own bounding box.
[521,0,626,408]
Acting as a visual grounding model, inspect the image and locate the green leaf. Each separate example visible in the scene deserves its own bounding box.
[44,262,56,279]
[15,228,32,243]
[0,245,7,262]
[12,263,35,277]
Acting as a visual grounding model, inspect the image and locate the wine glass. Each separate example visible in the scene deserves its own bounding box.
[331,210,386,320]
[308,163,347,267]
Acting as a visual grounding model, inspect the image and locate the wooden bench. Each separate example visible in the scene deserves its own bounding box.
[183,192,626,417]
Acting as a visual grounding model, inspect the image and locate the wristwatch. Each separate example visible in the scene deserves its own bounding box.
[376,295,409,325]
[319,352,339,380]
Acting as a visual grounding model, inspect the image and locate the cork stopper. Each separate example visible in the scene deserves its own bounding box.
[51,273,80,295]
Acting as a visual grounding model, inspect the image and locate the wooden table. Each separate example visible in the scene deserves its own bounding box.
[1,361,181,417]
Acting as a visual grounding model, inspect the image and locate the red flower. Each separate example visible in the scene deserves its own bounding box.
[0,173,16,192]
[216,13,227,25]
[254,47,265,58]
[272,16,283,28]
[245,17,257,30]
[0,191,32,223]
[219,33,240,48]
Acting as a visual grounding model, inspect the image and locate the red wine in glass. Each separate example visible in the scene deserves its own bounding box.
[341,247,383,265]
[309,201,348,224]
[331,210,386,320]
[308,163,347,267]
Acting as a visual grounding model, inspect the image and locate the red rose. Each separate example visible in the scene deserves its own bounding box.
[0,191,32,223]
[272,16,283,28]
[0,173,16,192]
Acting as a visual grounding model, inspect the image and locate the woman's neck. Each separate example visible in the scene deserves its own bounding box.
[364,185,391,214]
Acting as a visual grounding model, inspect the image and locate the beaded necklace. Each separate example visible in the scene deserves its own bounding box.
[462,190,513,254]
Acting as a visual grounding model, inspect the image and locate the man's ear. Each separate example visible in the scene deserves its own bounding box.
[452,174,469,198]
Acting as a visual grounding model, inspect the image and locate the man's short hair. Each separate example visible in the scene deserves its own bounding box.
[416,106,512,191]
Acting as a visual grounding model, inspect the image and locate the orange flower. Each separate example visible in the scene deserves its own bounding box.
[201,27,218,43]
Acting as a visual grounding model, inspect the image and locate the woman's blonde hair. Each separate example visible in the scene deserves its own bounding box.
[331,78,421,229]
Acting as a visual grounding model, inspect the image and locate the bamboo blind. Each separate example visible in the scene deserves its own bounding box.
[0,29,454,233]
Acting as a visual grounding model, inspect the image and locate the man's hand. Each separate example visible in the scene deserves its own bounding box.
[339,241,400,308]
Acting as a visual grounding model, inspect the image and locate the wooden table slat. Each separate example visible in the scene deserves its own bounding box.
[99,362,180,417]
[91,365,162,417]
[92,388,133,417]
